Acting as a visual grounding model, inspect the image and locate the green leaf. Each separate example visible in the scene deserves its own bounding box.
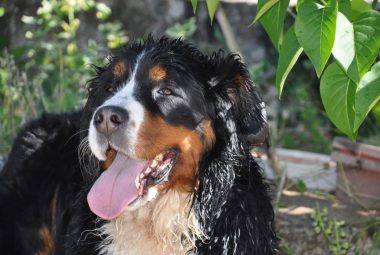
[296,0,304,12]
[333,11,380,83]
[351,0,372,21]
[276,26,303,96]
[251,0,279,25]
[339,0,351,20]
[373,102,380,122]
[354,11,380,77]
[0,7,4,18]
[295,0,338,77]
[206,0,219,24]
[332,12,360,83]
[296,0,318,13]
[320,62,356,138]
[191,0,197,13]
[256,0,290,50]
[296,180,307,193]
[354,62,380,131]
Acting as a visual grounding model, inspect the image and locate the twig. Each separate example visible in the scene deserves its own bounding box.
[275,166,287,206]
[215,4,243,58]
[336,160,370,210]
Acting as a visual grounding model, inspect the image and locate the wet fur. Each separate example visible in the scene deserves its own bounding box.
[0,37,277,255]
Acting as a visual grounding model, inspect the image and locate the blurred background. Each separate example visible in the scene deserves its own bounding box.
[0,0,379,254]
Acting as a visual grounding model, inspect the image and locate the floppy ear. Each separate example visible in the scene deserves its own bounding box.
[193,91,277,253]
[208,53,268,145]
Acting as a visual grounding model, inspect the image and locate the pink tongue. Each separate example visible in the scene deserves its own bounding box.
[87,153,149,220]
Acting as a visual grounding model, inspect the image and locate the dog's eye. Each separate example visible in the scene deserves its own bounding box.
[105,85,114,93]
[157,88,173,96]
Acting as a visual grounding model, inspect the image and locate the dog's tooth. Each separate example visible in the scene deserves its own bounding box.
[135,176,140,189]
[144,166,153,175]
[150,160,159,168]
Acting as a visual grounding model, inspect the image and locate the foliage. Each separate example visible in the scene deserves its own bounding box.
[278,239,296,255]
[190,0,380,140]
[0,0,127,154]
[311,204,380,254]
[311,203,350,255]
[165,17,197,40]
[270,71,332,153]
[353,218,380,255]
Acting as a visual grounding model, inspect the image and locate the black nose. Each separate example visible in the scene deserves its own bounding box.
[93,106,128,135]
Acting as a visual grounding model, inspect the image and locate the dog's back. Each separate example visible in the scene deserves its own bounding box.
[0,112,86,254]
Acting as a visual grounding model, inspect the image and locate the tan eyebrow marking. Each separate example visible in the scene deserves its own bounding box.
[149,65,167,81]
[113,61,126,77]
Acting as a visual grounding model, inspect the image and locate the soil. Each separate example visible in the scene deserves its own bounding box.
[276,190,380,255]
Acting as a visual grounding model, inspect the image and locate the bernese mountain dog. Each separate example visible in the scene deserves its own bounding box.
[0,37,277,255]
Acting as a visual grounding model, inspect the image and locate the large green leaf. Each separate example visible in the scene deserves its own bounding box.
[257,0,290,50]
[332,12,360,83]
[339,0,351,20]
[351,0,372,21]
[251,0,279,25]
[295,0,338,77]
[296,0,317,12]
[354,62,380,131]
[320,62,356,138]
[354,11,380,77]
[276,26,303,96]
[206,0,219,24]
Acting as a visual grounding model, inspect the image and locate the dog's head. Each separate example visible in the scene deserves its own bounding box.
[80,37,267,220]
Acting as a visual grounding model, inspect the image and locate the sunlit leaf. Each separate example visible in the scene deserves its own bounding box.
[251,0,279,25]
[256,0,290,50]
[351,0,372,21]
[354,62,380,131]
[353,11,380,77]
[320,62,356,138]
[295,0,338,77]
[206,0,219,24]
[276,26,303,96]
[332,12,359,83]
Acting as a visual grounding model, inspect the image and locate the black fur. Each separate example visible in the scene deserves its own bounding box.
[0,36,276,254]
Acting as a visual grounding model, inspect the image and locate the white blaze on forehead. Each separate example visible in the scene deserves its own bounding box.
[89,53,145,159]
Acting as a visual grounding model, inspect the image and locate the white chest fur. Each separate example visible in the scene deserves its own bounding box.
[97,190,203,255]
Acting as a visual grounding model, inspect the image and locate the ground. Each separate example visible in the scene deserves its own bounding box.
[276,190,380,255]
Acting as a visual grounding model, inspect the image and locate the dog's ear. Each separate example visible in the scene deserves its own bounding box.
[208,53,268,145]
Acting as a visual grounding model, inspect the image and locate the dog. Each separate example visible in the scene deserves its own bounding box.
[0,37,277,255]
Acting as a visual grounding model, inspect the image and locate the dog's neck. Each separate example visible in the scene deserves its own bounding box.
[97,189,202,255]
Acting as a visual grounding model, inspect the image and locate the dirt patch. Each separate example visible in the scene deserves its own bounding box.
[276,190,380,254]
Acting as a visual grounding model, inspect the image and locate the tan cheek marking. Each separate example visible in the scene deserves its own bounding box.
[36,225,54,255]
[130,120,136,128]
[135,113,215,192]
[113,61,126,77]
[149,65,167,81]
